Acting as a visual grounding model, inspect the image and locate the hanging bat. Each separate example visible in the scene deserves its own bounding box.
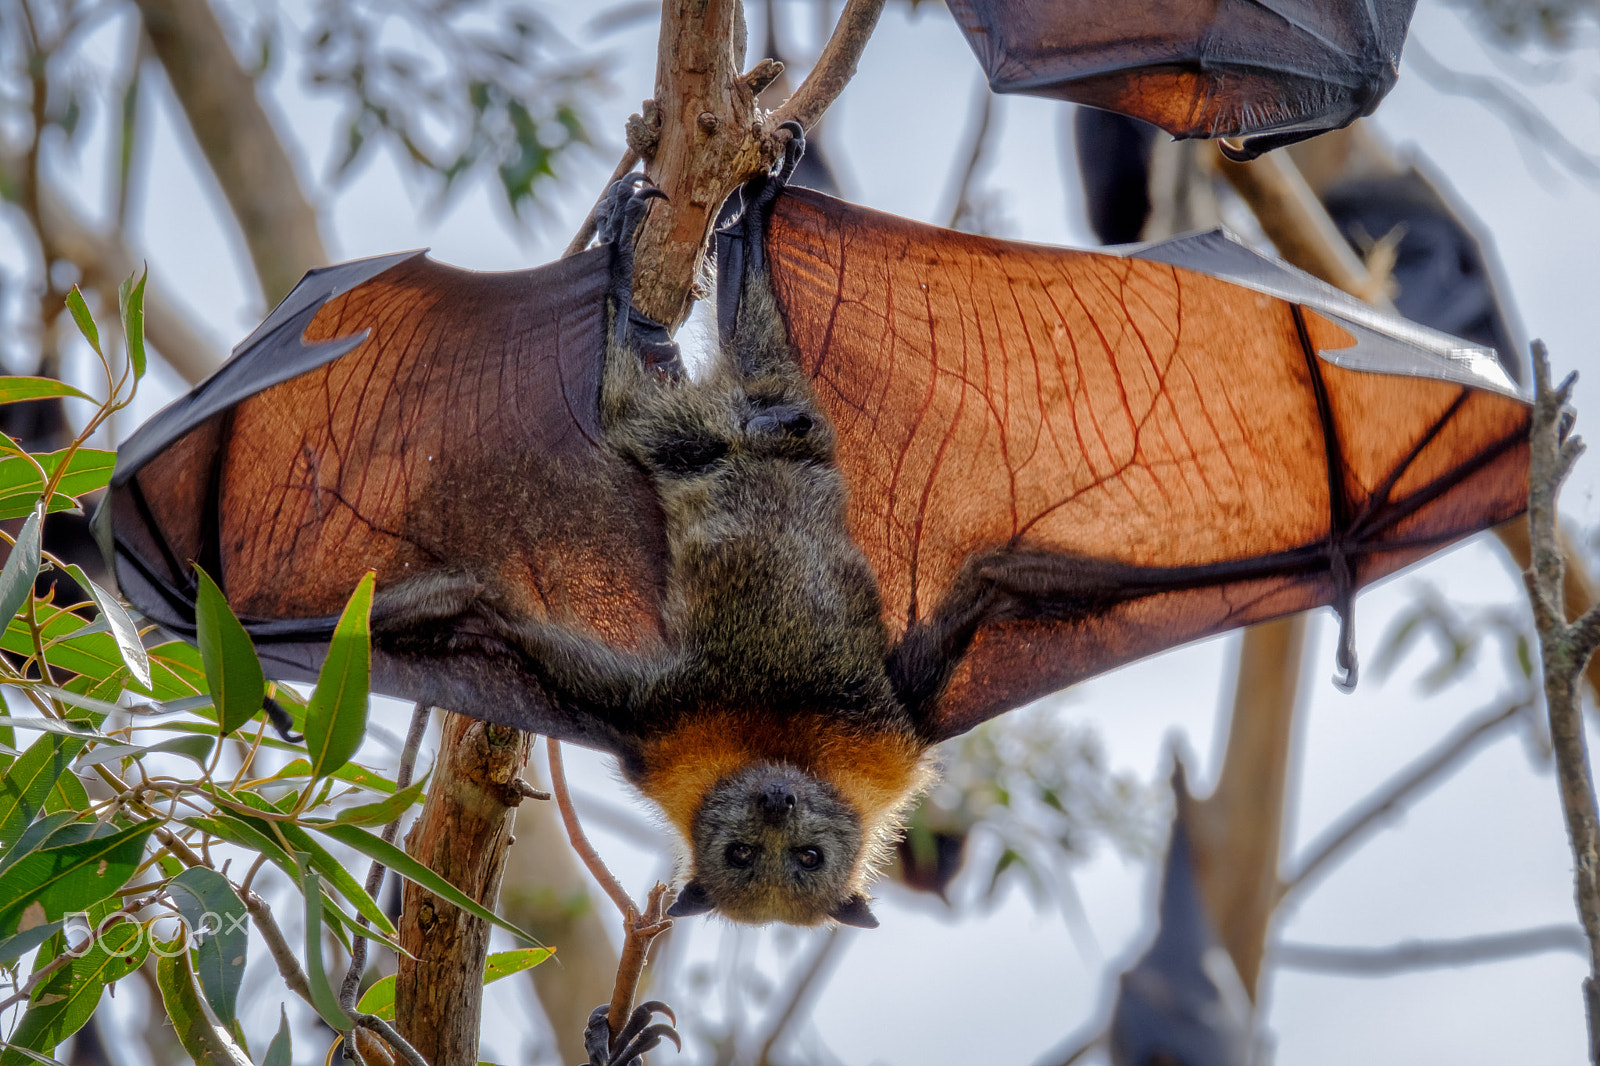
[97,129,1529,928]
[945,0,1419,159]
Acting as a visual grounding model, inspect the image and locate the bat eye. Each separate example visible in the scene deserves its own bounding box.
[793,847,823,870]
[725,842,756,868]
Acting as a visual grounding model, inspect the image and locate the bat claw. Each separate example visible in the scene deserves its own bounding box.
[577,1001,681,1066]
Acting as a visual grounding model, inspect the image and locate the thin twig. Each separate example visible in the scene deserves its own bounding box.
[1524,340,1600,1063]
[942,79,995,231]
[340,703,432,1009]
[546,737,673,1042]
[756,926,847,1065]
[545,737,634,916]
[356,1017,431,1066]
[1282,696,1528,898]
[769,0,886,132]
[1031,1024,1107,1066]
[563,147,642,258]
[1274,925,1586,975]
[240,886,312,1004]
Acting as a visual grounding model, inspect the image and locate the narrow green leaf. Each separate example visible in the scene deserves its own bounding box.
[0,920,63,966]
[0,812,79,876]
[0,819,156,938]
[262,1008,292,1066]
[0,918,144,1066]
[297,863,353,1029]
[118,270,148,382]
[309,822,538,943]
[219,792,394,937]
[0,509,42,628]
[0,718,105,740]
[356,946,552,1021]
[75,735,214,769]
[180,815,299,888]
[325,777,426,827]
[305,572,374,778]
[62,289,101,357]
[70,569,151,691]
[194,568,266,736]
[0,735,89,849]
[0,379,93,407]
[355,974,396,1020]
[156,936,252,1066]
[167,868,249,1025]
[483,945,555,981]
[0,450,116,520]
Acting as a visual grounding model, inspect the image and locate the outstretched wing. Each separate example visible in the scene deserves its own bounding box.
[100,249,668,749]
[945,0,1418,157]
[764,188,1528,741]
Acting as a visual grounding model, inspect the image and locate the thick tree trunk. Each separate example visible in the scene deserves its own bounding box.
[134,0,327,305]
[396,716,534,1066]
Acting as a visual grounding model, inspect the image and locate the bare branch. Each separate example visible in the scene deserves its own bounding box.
[134,0,327,305]
[1032,1025,1107,1066]
[545,737,635,916]
[1282,698,1527,898]
[1524,339,1600,1061]
[756,927,848,1065]
[769,0,886,131]
[942,81,996,230]
[1275,925,1586,975]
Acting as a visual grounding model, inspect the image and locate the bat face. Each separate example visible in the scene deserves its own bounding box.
[682,761,866,926]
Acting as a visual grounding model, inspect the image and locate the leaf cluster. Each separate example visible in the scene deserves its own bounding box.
[0,286,545,1062]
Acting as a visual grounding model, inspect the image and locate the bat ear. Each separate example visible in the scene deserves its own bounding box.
[828,893,879,929]
[666,881,716,918]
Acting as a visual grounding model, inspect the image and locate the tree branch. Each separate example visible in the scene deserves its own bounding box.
[768,0,886,132]
[133,0,327,305]
[630,0,885,329]
[1274,925,1586,975]
[546,737,673,1042]
[1524,341,1600,1061]
[756,927,848,1066]
[1282,697,1527,898]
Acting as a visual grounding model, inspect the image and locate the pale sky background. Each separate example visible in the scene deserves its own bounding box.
[13,1,1600,1063]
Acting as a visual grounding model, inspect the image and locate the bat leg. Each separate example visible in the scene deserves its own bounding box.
[598,174,681,377]
[369,570,485,632]
[578,1001,680,1066]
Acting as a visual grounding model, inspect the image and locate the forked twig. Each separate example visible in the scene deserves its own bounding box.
[546,736,674,1041]
[1523,341,1600,1062]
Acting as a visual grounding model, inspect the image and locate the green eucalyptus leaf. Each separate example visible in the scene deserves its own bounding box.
[324,777,426,827]
[0,450,116,520]
[0,735,90,849]
[308,821,537,943]
[0,379,94,407]
[62,289,101,357]
[0,918,144,1065]
[305,572,374,778]
[262,1008,292,1066]
[156,936,252,1066]
[194,568,266,736]
[75,735,215,769]
[0,819,155,938]
[296,862,353,1029]
[118,270,148,382]
[167,867,249,1025]
[0,509,42,628]
[71,570,151,691]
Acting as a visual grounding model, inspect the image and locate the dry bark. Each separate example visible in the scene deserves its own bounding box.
[134,0,326,305]
[396,716,535,1066]
[628,0,885,329]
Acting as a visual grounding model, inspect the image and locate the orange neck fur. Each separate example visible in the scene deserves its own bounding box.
[639,712,933,848]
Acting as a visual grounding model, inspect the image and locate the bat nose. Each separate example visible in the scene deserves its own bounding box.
[758,785,797,824]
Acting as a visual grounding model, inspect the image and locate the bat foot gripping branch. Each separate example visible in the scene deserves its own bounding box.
[715,121,806,347]
[580,999,679,1066]
[597,174,681,377]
